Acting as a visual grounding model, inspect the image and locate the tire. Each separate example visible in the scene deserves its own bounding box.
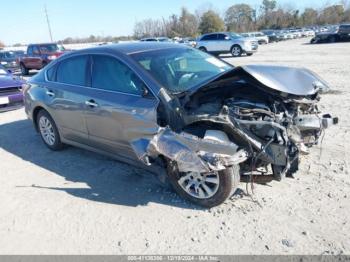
[167,162,240,208]
[20,63,29,75]
[198,46,207,52]
[36,110,64,151]
[231,45,242,57]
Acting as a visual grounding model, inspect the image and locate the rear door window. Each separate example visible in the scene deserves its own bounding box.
[201,34,217,41]
[91,55,143,95]
[56,55,88,86]
[217,34,228,40]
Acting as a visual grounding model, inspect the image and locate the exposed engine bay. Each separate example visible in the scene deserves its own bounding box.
[141,65,338,181]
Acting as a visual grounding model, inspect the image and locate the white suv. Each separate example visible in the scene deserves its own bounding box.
[196,32,258,57]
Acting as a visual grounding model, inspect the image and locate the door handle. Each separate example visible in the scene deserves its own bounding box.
[85,100,99,108]
[46,90,55,97]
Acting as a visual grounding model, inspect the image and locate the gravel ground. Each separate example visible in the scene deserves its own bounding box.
[0,38,349,255]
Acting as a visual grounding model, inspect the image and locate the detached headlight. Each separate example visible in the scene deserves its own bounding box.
[1,61,8,65]
[48,55,57,60]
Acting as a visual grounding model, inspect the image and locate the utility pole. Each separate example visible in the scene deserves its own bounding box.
[44,5,53,42]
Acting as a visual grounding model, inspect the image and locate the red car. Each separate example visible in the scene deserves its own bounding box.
[19,43,66,75]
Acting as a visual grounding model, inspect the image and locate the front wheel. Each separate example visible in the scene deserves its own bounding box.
[231,45,242,57]
[167,162,240,208]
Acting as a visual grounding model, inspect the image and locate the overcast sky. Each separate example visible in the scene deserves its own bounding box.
[1,0,343,45]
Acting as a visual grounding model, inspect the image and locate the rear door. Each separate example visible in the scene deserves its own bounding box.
[217,33,231,51]
[84,54,159,159]
[201,34,218,52]
[44,55,90,144]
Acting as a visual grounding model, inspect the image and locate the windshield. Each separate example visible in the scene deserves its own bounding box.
[230,32,242,39]
[0,52,16,59]
[39,44,60,53]
[130,48,232,93]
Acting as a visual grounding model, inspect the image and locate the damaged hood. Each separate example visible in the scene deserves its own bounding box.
[189,64,330,97]
[240,65,330,96]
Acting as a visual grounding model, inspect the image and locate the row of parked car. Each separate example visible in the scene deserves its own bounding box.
[140,27,317,58]
[0,43,67,112]
[1,23,348,114]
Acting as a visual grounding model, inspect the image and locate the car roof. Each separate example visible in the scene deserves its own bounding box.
[28,43,58,46]
[67,42,189,56]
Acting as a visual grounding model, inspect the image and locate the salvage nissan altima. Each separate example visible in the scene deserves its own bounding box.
[24,43,338,207]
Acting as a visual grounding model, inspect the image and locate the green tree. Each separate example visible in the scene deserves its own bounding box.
[199,10,225,34]
[225,4,255,32]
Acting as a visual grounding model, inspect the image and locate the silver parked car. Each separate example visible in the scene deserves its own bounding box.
[24,43,337,207]
[196,32,258,57]
[241,32,269,45]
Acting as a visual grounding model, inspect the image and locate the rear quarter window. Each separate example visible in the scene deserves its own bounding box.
[46,65,56,81]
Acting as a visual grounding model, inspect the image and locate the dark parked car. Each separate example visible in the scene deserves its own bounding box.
[19,43,67,75]
[261,30,280,43]
[24,43,337,207]
[311,24,350,43]
[0,51,20,73]
[0,65,24,112]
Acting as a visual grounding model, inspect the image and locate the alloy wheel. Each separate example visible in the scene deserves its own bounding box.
[39,116,56,146]
[177,171,220,199]
[232,46,241,57]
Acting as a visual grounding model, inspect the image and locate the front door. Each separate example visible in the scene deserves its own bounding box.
[84,54,159,159]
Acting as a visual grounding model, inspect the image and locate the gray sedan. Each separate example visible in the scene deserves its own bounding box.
[24,42,337,207]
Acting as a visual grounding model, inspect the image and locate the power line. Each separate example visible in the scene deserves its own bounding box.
[44,5,53,42]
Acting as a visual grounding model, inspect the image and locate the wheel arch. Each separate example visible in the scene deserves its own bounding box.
[230,43,242,51]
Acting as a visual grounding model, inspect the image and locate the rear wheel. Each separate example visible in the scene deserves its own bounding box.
[20,63,29,75]
[231,45,242,57]
[167,162,240,208]
[37,110,64,151]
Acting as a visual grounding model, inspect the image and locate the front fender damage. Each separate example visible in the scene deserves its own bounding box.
[131,128,248,173]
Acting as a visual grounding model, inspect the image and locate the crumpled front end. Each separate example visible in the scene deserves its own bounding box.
[132,128,248,174]
[131,64,338,182]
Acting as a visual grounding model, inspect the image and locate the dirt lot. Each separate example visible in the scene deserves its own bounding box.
[0,38,349,255]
